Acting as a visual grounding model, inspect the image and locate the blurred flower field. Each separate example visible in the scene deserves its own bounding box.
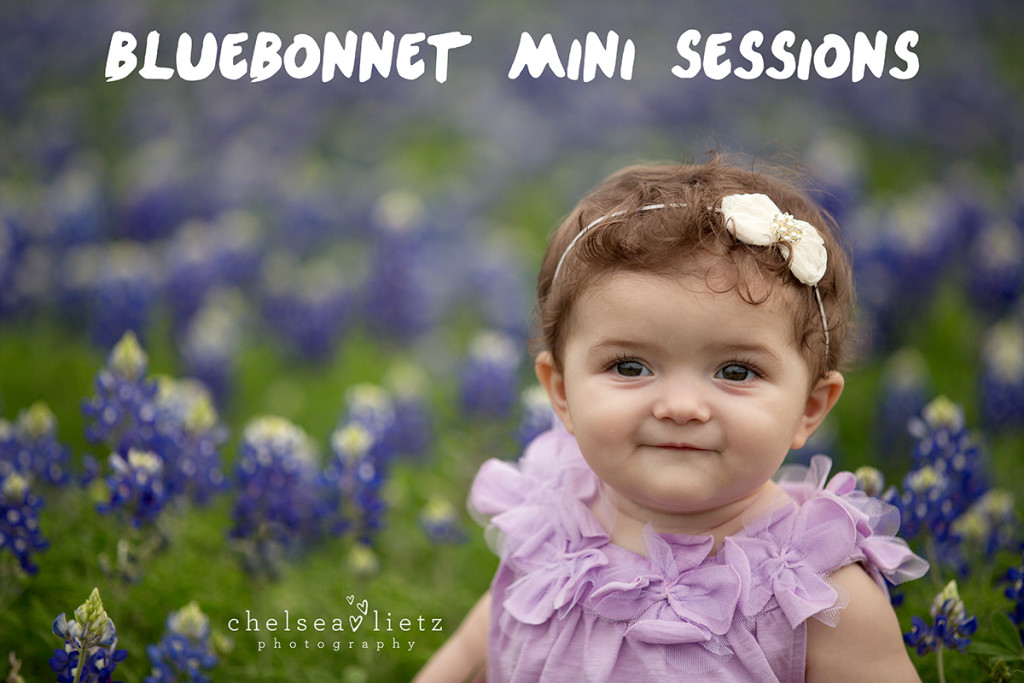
[2,0,1024,680]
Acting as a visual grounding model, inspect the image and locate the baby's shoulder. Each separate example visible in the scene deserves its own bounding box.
[805,563,921,682]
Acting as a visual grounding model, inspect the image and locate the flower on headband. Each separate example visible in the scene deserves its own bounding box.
[720,193,827,286]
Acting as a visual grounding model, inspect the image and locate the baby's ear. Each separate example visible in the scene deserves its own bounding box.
[791,371,845,450]
[535,351,574,434]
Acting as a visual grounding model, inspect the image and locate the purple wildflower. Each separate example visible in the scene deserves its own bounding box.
[59,242,160,350]
[81,331,160,455]
[875,348,932,462]
[458,331,522,420]
[179,289,247,406]
[0,472,47,574]
[516,385,553,448]
[149,378,229,504]
[260,252,353,361]
[325,421,389,544]
[0,402,72,486]
[1005,551,1024,645]
[966,219,1024,320]
[980,320,1024,433]
[904,580,978,655]
[384,364,434,460]
[419,495,466,545]
[361,192,435,342]
[51,588,128,683]
[84,333,229,507]
[230,416,323,575]
[145,602,219,683]
[98,449,167,528]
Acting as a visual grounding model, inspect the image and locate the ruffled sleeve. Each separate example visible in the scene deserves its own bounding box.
[469,424,608,624]
[723,495,857,628]
[469,422,597,521]
[777,455,929,593]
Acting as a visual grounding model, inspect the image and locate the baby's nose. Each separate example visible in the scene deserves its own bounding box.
[651,377,711,424]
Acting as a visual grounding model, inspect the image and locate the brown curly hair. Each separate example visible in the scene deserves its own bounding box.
[534,155,854,382]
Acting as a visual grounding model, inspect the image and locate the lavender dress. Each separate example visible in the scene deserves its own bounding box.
[469,425,928,682]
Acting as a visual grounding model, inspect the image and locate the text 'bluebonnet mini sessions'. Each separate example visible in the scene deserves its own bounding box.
[105,29,920,83]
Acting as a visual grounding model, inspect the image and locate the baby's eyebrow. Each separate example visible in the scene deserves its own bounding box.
[588,337,658,355]
[714,342,783,364]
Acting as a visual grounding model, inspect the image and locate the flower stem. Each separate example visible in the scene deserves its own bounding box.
[72,647,86,683]
[925,536,944,590]
[936,645,945,683]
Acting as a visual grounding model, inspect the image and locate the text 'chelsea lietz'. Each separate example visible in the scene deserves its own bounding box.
[105,29,920,84]
[227,609,444,634]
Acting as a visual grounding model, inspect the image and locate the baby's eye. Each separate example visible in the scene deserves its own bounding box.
[613,360,651,377]
[717,363,756,382]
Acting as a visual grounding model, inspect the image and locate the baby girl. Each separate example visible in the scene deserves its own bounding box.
[417,157,928,682]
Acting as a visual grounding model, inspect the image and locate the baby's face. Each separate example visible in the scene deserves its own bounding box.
[550,269,822,519]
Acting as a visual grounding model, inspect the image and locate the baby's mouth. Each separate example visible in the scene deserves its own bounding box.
[649,442,712,452]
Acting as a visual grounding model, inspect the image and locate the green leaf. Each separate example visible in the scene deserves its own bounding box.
[992,612,1024,655]
[970,641,1017,658]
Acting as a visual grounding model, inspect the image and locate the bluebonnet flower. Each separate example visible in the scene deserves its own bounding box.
[853,466,886,498]
[516,385,553,448]
[260,252,354,361]
[84,333,228,508]
[340,384,397,444]
[149,377,229,504]
[145,601,219,683]
[46,164,105,249]
[949,490,1018,565]
[230,416,323,575]
[458,331,522,420]
[904,580,978,662]
[98,449,168,528]
[116,139,197,242]
[464,241,532,340]
[59,241,161,350]
[324,383,412,543]
[165,212,263,330]
[0,401,72,486]
[325,422,388,544]
[804,130,866,225]
[875,348,932,462]
[384,363,434,460]
[0,471,48,574]
[847,191,958,353]
[889,397,998,576]
[81,331,160,455]
[179,289,246,406]
[891,464,957,545]
[51,587,128,683]
[907,397,989,518]
[0,210,29,317]
[361,191,435,342]
[419,495,466,544]
[1005,551,1024,645]
[980,320,1024,433]
[967,219,1024,320]
[166,221,231,331]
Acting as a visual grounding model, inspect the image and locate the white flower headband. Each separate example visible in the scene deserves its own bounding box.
[550,192,831,361]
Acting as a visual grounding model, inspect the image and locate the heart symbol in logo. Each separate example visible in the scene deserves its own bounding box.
[346,595,355,605]
[349,615,363,631]
[357,599,369,616]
